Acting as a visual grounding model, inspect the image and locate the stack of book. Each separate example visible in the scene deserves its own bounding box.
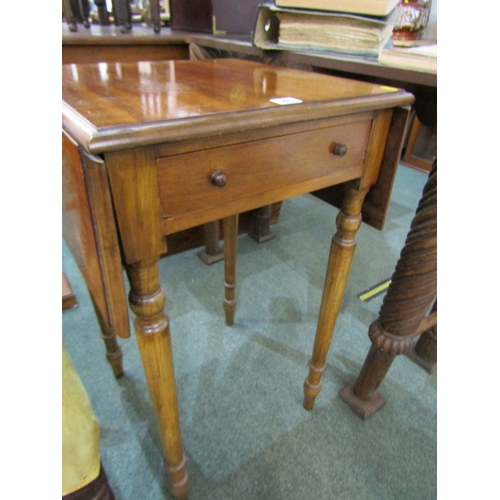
[253,0,400,57]
[378,42,437,73]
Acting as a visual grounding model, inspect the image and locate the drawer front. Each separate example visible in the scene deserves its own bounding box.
[157,119,371,233]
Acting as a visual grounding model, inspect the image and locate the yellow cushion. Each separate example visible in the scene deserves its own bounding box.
[62,343,101,496]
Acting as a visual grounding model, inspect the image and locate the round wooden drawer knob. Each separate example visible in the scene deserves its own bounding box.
[333,144,348,157]
[211,171,228,187]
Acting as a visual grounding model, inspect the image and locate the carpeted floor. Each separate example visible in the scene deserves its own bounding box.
[62,164,436,500]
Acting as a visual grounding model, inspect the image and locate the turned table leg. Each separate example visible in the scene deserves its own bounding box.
[197,220,224,265]
[126,257,189,500]
[303,181,369,410]
[249,205,276,243]
[91,297,125,379]
[339,166,437,419]
[223,215,238,326]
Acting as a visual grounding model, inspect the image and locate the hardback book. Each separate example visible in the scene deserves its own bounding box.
[275,0,400,18]
[253,4,395,56]
[378,43,437,73]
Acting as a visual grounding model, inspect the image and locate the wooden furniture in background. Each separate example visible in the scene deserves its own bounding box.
[407,298,437,373]
[62,25,190,64]
[402,84,437,172]
[62,58,413,498]
[170,0,261,34]
[62,273,78,310]
[402,115,436,172]
[109,0,132,33]
[339,164,437,419]
[61,27,436,90]
[94,0,111,26]
[62,0,91,31]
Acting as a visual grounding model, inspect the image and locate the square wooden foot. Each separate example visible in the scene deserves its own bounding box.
[62,273,78,310]
[406,343,437,374]
[196,249,224,265]
[249,231,276,244]
[338,382,387,420]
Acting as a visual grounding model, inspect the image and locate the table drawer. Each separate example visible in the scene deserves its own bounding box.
[157,119,371,232]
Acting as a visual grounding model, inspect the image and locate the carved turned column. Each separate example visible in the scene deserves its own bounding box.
[126,257,189,500]
[303,180,370,410]
[407,299,437,373]
[339,165,437,419]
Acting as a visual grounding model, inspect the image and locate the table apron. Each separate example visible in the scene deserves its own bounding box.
[157,119,371,234]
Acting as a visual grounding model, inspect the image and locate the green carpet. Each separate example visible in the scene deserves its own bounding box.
[62,164,436,500]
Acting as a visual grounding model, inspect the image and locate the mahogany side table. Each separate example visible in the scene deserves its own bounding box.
[62,58,414,499]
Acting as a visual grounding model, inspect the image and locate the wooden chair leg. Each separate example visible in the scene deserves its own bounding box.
[223,214,239,326]
[339,165,437,419]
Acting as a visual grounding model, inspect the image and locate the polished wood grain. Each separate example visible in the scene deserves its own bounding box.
[126,258,189,499]
[407,299,437,373]
[61,25,436,87]
[62,59,413,154]
[62,44,190,65]
[63,58,414,498]
[90,296,124,379]
[339,165,437,419]
[62,131,130,358]
[156,117,371,234]
[105,147,167,265]
[303,180,369,410]
[360,106,411,229]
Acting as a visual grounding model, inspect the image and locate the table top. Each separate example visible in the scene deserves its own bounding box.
[62,58,413,153]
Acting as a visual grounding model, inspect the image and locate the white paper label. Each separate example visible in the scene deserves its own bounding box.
[269,97,303,105]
